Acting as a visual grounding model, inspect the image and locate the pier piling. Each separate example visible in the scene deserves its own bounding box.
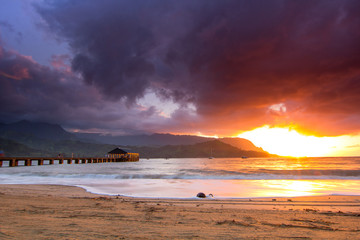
[25,159,31,166]
[0,155,139,168]
[9,159,17,167]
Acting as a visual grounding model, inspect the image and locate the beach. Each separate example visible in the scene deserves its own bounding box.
[0,185,360,239]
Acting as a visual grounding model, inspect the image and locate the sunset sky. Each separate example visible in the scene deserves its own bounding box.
[1,0,360,157]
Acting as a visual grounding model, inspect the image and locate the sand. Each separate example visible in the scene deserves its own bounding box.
[0,185,360,239]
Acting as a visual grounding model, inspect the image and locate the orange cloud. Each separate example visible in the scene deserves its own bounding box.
[0,67,29,80]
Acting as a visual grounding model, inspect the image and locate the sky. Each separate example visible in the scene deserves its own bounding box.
[0,0,360,156]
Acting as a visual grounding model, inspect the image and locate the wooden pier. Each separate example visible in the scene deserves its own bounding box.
[0,156,139,167]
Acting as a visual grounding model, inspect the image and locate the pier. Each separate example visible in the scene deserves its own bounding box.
[0,156,139,167]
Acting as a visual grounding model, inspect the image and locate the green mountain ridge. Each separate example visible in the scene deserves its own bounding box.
[0,120,74,141]
[132,140,272,158]
[0,120,274,158]
[0,138,48,157]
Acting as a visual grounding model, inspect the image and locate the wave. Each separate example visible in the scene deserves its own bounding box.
[1,171,360,181]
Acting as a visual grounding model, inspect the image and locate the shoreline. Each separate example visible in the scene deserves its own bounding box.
[77,184,360,205]
[5,182,360,202]
[1,184,360,239]
[2,184,360,210]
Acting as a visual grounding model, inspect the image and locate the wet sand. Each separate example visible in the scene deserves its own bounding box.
[0,184,360,239]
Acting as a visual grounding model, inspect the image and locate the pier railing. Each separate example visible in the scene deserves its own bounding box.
[0,156,139,167]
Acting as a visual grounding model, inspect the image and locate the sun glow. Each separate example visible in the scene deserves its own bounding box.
[237,125,343,157]
[196,132,219,139]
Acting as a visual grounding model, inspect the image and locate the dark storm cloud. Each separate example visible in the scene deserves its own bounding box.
[36,0,162,103]
[0,0,349,136]
[34,0,360,136]
[0,44,87,122]
[0,43,152,135]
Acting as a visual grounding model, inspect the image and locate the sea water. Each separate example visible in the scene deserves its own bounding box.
[0,157,359,198]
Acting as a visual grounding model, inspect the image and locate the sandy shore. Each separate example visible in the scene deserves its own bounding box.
[0,185,360,239]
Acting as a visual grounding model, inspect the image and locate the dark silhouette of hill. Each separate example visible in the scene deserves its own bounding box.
[1,120,265,151]
[0,120,75,141]
[0,120,273,158]
[0,138,47,157]
[0,137,117,158]
[131,140,273,158]
[76,132,210,146]
[220,138,263,152]
[76,133,265,152]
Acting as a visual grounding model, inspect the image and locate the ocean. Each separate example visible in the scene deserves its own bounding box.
[0,157,359,199]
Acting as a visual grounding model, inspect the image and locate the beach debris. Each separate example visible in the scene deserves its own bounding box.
[196,192,206,198]
[261,221,337,231]
[303,208,318,212]
[208,193,214,198]
[216,219,253,227]
[93,196,112,201]
[272,199,277,202]
[146,206,157,212]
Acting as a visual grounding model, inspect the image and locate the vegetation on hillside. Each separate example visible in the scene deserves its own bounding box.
[132,140,273,158]
[0,120,275,158]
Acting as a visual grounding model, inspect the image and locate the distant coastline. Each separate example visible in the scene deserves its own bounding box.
[0,120,274,158]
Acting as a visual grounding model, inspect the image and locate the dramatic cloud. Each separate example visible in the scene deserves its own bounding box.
[0,43,176,135]
[1,0,360,136]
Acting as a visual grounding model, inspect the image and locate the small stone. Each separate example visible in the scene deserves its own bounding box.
[197,192,206,198]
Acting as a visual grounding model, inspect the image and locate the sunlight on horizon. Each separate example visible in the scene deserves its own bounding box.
[196,132,219,139]
[260,180,321,197]
[237,125,360,157]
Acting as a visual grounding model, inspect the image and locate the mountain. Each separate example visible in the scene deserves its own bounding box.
[0,137,117,158]
[75,132,264,152]
[131,140,273,158]
[220,138,263,152]
[0,138,47,157]
[1,120,264,152]
[75,132,210,146]
[0,120,75,141]
[0,120,273,158]
[0,137,273,158]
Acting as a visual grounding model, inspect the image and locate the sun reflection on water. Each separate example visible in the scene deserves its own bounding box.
[239,180,360,198]
[261,180,322,197]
